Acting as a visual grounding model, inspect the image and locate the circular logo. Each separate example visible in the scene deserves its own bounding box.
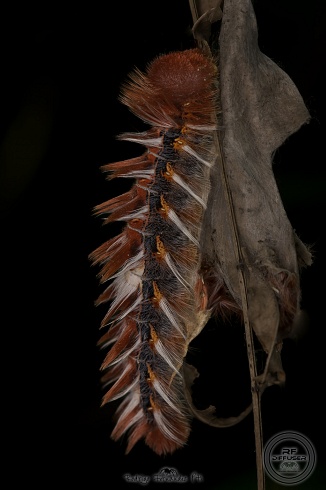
[263,431,317,486]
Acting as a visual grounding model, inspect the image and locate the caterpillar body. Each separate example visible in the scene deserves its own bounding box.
[89,48,236,455]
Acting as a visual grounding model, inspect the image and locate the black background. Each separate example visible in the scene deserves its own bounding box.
[1,1,325,488]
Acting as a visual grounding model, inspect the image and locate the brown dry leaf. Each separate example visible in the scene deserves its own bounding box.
[185,0,312,421]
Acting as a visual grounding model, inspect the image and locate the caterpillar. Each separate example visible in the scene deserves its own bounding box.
[89,48,239,455]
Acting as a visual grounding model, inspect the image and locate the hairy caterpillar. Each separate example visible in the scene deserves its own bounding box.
[89,19,311,454]
[89,48,237,455]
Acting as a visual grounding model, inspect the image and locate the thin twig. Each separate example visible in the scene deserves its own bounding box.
[216,133,266,490]
[189,2,266,488]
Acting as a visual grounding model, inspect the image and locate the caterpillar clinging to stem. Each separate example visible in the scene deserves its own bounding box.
[90,0,312,461]
[89,48,232,455]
